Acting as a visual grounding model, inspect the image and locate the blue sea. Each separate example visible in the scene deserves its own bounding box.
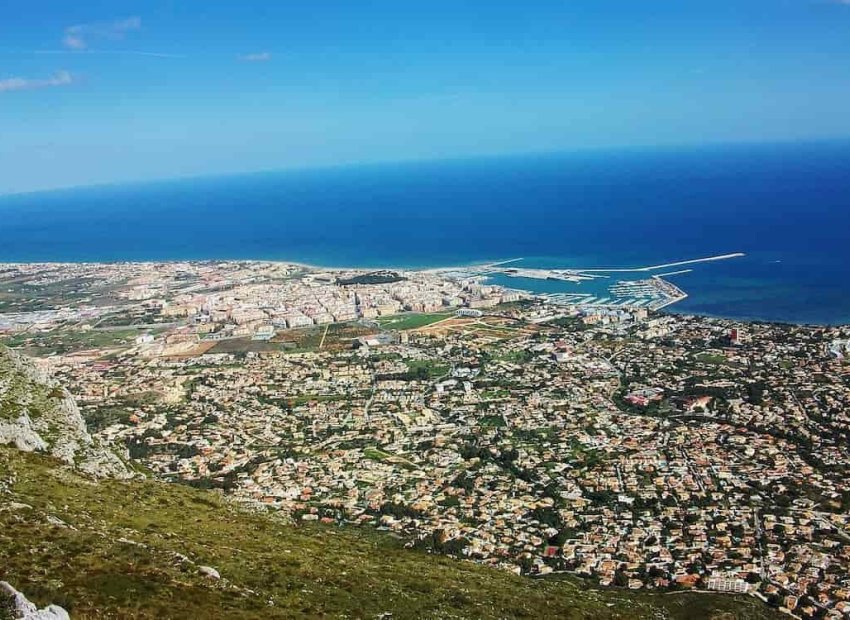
[1,141,849,325]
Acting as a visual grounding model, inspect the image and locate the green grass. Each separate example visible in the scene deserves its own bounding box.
[377,312,452,330]
[272,326,326,353]
[694,352,729,365]
[479,415,506,428]
[1,328,155,357]
[493,348,536,363]
[405,359,450,379]
[363,447,417,470]
[0,448,779,620]
[363,446,392,461]
[268,321,376,355]
[0,278,111,314]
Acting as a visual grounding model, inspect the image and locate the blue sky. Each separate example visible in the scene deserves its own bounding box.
[2,0,850,194]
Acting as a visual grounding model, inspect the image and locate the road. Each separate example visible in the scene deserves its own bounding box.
[318,323,330,349]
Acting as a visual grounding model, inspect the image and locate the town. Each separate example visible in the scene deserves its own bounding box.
[2,260,850,619]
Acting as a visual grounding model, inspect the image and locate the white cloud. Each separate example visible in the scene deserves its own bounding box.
[238,52,271,62]
[63,33,86,50]
[0,70,73,93]
[33,49,182,59]
[63,16,141,50]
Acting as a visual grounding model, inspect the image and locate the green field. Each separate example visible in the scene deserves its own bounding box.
[269,321,377,353]
[363,446,393,461]
[0,277,122,314]
[694,352,729,365]
[493,348,536,363]
[1,328,156,357]
[377,311,453,330]
[405,359,450,379]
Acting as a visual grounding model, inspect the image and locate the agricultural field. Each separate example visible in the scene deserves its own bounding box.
[376,311,454,331]
[0,327,161,357]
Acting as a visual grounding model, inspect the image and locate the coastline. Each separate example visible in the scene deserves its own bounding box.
[2,142,850,327]
[3,255,848,327]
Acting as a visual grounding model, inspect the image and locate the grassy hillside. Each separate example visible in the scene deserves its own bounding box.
[0,448,777,620]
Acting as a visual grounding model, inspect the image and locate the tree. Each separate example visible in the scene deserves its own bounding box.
[613,568,629,587]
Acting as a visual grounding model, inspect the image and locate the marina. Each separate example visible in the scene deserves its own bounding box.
[453,254,724,313]
[540,274,687,312]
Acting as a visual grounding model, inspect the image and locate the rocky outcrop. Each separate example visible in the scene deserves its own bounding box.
[0,346,132,479]
[198,566,221,580]
[0,582,69,620]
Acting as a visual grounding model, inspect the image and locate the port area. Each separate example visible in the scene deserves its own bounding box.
[482,266,598,283]
[444,253,742,312]
[541,276,687,312]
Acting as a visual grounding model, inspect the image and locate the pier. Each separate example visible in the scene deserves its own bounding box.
[580,253,745,273]
[653,269,693,278]
[462,252,743,283]
[451,252,742,314]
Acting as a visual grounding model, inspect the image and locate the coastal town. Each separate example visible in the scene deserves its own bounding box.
[2,260,850,619]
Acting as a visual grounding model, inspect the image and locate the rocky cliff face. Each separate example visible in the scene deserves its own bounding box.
[0,346,132,479]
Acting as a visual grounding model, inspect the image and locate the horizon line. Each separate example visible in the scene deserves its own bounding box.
[2,135,849,199]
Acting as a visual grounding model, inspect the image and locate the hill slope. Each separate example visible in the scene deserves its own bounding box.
[0,448,778,620]
[0,344,777,619]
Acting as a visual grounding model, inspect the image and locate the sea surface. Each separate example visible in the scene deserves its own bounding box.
[1,141,849,325]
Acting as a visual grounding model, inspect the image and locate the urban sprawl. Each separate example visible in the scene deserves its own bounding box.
[2,260,850,619]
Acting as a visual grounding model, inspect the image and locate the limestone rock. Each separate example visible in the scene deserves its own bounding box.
[199,565,221,580]
[0,413,48,453]
[0,581,70,620]
[0,346,133,480]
